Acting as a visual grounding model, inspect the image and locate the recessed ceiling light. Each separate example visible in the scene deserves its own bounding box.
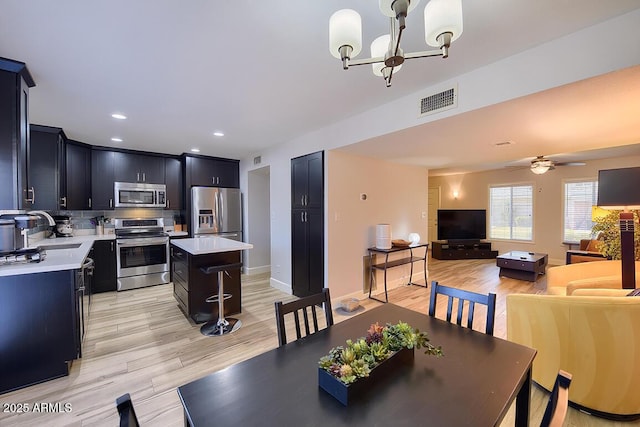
[111,137,123,142]
[213,131,224,137]
[111,113,127,120]
[191,148,200,153]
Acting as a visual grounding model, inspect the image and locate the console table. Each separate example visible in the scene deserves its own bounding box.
[368,243,428,303]
[431,240,498,260]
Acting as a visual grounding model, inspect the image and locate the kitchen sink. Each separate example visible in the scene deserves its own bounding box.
[39,243,82,250]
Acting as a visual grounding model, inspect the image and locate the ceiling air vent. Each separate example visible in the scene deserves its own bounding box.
[253,156,262,165]
[419,86,457,117]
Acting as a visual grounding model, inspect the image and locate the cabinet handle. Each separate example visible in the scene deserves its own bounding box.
[111,241,114,251]
[142,172,146,182]
[167,199,170,208]
[301,196,304,206]
[301,212,304,222]
[212,177,215,185]
[137,172,140,181]
[25,186,35,204]
[109,198,113,208]
[60,196,67,208]
[305,211,308,222]
[88,197,92,208]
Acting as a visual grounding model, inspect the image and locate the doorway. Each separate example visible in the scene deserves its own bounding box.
[428,187,441,243]
[246,166,271,275]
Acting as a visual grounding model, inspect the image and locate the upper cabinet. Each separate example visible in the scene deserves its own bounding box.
[0,58,35,209]
[165,157,183,210]
[114,152,165,184]
[64,141,91,210]
[91,149,115,210]
[184,154,239,188]
[291,151,323,210]
[28,124,65,211]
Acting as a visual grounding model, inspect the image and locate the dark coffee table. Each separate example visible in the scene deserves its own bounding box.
[497,251,548,281]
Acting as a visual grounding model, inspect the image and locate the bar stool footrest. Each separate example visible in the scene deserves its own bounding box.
[205,293,233,303]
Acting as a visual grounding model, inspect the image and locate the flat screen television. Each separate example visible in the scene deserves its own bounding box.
[597,167,640,209]
[437,209,487,242]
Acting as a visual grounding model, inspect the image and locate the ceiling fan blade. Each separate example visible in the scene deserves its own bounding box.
[555,161,586,166]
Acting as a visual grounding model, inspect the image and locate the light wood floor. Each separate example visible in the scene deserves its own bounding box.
[1,258,637,426]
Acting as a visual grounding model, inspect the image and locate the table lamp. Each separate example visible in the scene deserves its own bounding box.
[597,167,640,289]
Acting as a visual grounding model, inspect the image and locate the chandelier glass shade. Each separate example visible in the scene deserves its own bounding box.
[329,0,463,87]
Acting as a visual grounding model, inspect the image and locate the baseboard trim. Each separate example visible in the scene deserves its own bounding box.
[244,265,271,275]
[270,278,291,295]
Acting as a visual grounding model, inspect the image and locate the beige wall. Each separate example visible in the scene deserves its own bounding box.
[429,154,640,265]
[326,150,429,299]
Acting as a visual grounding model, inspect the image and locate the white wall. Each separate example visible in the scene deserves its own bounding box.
[239,10,640,295]
[327,151,428,298]
[429,154,640,265]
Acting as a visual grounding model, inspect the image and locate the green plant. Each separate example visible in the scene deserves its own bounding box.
[318,321,443,385]
[591,209,640,260]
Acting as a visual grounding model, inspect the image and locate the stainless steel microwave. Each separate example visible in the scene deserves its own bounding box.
[114,182,166,208]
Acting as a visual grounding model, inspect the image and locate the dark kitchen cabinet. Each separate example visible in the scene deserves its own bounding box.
[114,151,165,184]
[0,58,35,209]
[28,124,65,211]
[291,151,323,210]
[165,156,183,210]
[185,154,239,188]
[0,270,78,394]
[91,149,115,210]
[291,151,324,298]
[291,209,324,298]
[64,140,92,210]
[91,239,117,293]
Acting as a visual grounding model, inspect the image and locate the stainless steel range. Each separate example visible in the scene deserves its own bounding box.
[114,218,170,291]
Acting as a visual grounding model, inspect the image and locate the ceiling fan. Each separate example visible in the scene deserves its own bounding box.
[529,155,586,174]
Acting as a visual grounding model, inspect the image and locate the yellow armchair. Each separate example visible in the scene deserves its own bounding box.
[546,260,640,295]
[507,293,640,420]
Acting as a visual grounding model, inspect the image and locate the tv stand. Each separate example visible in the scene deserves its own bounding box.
[431,240,498,260]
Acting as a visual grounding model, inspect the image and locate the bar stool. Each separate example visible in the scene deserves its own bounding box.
[199,262,243,336]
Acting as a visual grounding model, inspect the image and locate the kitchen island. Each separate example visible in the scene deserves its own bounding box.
[170,237,252,323]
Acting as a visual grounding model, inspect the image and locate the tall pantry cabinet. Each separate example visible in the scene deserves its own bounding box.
[290,151,324,298]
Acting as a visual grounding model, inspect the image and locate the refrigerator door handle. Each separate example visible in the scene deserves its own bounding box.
[219,191,224,230]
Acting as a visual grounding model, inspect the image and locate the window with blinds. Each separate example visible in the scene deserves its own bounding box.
[563,180,598,243]
[489,184,533,241]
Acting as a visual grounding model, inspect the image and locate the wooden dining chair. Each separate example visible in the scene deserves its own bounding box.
[540,370,573,427]
[116,393,140,427]
[428,281,497,335]
[274,288,334,347]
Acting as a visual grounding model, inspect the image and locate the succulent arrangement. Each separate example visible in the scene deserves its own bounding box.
[318,321,443,385]
[591,209,640,260]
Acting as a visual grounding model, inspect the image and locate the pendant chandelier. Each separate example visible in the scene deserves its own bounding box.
[329,0,463,87]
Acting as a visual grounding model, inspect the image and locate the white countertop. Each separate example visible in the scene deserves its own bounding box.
[171,236,253,255]
[0,234,115,277]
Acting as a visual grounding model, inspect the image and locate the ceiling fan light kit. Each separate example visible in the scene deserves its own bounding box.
[329,0,463,87]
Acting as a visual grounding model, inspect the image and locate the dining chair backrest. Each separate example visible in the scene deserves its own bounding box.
[116,393,140,427]
[540,370,572,427]
[274,288,334,347]
[428,281,497,335]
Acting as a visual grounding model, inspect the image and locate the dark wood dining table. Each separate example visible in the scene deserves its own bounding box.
[177,303,536,426]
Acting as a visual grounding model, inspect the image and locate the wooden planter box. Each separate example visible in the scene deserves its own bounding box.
[318,347,415,405]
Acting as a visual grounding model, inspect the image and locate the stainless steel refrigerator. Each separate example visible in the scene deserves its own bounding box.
[191,187,242,241]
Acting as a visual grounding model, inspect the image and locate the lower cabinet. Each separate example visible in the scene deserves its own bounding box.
[171,244,241,323]
[92,240,117,293]
[0,270,78,394]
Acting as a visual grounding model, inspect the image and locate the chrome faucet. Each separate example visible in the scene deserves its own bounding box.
[26,210,56,226]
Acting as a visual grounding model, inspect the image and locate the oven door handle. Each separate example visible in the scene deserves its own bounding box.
[116,237,169,247]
